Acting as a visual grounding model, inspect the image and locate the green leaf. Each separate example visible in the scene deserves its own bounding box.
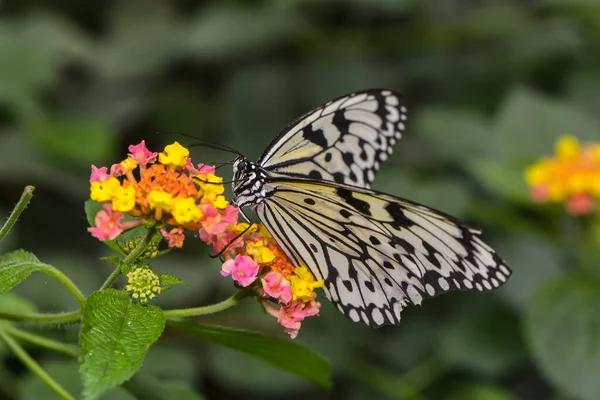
[122,374,204,400]
[466,158,530,203]
[168,320,331,389]
[0,292,37,314]
[31,115,116,166]
[437,296,525,376]
[0,250,50,294]
[159,274,186,287]
[184,5,305,60]
[526,273,600,400]
[416,107,493,160]
[21,359,134,400]
[80,289,166,400]
[449,383,515,400]
[493,87,600,162]
[85,200,104,227]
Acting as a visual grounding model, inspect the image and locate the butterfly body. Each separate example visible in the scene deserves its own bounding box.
[231,89,511,327]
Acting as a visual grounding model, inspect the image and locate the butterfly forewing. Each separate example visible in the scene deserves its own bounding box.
[258,89,407,189]
[256,179,511,327]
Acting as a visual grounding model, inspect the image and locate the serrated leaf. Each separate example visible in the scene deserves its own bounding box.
[79,289,165,400]
[168,320,331,389]
[526,273,600,400]
[159,274,186,287]
[0,250,50,294]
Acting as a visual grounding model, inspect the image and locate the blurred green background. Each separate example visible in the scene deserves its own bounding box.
[2,0,600,399]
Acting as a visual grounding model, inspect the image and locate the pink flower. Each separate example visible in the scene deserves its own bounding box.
[90,165,112,183]
[263,295,321,339]
[109,163,126,177]
[221,255,259,287]
[566,193,596,215]
[530,184,550,203]
[128,140,158,166]
[262,272,292,303]
[185,159,216,175]
[160,226,185,247]
[200,203,239,235]
[87,204,125,240]
[200,229,244,255]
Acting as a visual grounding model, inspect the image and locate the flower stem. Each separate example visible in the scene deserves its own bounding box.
[41,265,86,308]
[163,290,250,319]
[3,325,78,357]
[0,327,75,400]
[99,228,157,291]
[0,310,81,325]
[0,185,34,243]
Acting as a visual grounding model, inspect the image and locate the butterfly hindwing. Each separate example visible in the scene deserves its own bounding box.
[256,178,511,327]
[258,89,407,189]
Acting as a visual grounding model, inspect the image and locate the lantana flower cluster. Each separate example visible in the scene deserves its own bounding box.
[525,135,600,215]
[88,141,323,338]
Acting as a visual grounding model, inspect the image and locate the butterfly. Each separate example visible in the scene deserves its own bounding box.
[231,89,511,327]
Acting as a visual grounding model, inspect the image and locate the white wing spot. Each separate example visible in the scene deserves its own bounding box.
[483,280,492,290]
[463,279,473,289]
[400,114,407,121]
[348,309,360,322]
[475,283,483,291]
[425,284,435,296]
[398,122,405,130]
[400,106,407,113]
[360,311,369,325]
[491,278,499,287]
[500,265,510,275]
[371,309,385,325]
[438,277,450,291]
[406,285,423,305]
[367,170,375,182]
[385,95,399,106]
[496,271,507,282]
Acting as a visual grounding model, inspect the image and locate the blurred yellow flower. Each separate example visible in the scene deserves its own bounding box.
[524,135,600,215]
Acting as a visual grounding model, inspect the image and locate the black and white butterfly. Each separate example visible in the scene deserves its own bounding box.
[231,89,511,327]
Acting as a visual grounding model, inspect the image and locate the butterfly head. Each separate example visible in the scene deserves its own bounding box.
[232,156,269,208]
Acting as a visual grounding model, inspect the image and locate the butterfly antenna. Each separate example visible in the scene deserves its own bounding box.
[157,131,244,157]
[209,223,255,258]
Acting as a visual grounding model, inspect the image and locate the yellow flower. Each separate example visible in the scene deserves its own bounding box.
[159,141,189,167]
[290,266,324,301]
[524,161,551,186]
[555,135,580,161]
[246,240,275,264]
[112,185,136,212]
[120,157,138,173]
[90,177,120,202]
[198,173,225,196]
[172,197,202,224]
[148,190,174,211]
[211,195,229,209]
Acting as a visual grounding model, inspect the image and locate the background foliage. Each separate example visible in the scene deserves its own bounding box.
[1,0,600,399]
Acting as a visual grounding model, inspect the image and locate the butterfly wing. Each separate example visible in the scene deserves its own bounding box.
[258,89,407,189]
[256,178,511,327]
